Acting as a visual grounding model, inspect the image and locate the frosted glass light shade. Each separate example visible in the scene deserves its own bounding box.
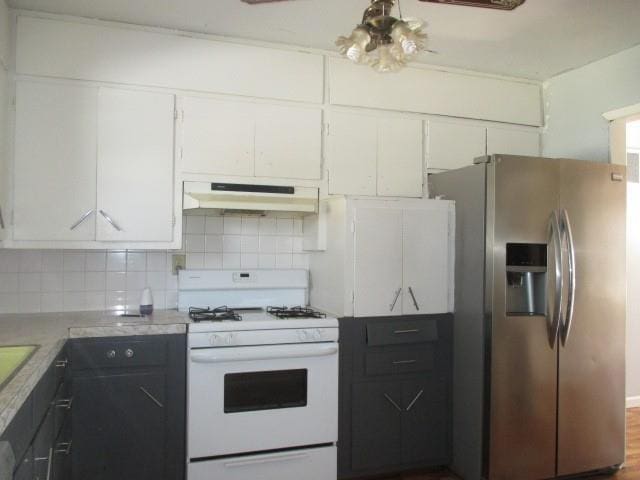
[336,27,372,64]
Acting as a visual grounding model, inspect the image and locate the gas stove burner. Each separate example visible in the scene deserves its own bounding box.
[189,306,242,322]
[266,306,327,319]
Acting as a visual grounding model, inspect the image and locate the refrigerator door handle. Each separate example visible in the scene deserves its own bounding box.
[560,208,576,345]
[547,210,563,347]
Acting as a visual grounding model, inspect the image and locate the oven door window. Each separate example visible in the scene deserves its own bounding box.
[224,369,308,413]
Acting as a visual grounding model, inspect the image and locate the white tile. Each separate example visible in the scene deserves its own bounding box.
[186,253,205,269]
[166,290,179,309]
[259,236,278,254]
[223,235,242,253]
[293,218,303,235]
[241,253,259,268]
[126,271,147,290]
[146,271,166,291]
[153,291,167,310]
[292,253,309,269]
[85,251,107,272]
[0,293,19,314]
[241,236,259,253]
[107,251,127,271]
[205,216,224,234]
[85,272,106,291]
[19,273,41,293]
[0,273,19,293]
[276,218,294,235]
[63,252,85,272]
[127,251,147,271]
[186,215,206,234]
[277,237,293,253]
[293,237,304,253]
[205,235,223,253]
[106,291,127,311]
[106,272,126,291]
[259,218,277,235]
[63,272,85,292]
[19,251,43,273]
[86,292,106,311]
[223,216,242,234]
[126,290,142,311]
[276,254,293,268]
[165,272,178,291]
[41,273,64,293]
[42,251,63,272]
[241,217,259,235]
[63,292,86,311]
[40,293,63,312]
[147,252,166,272]
[185,234,206,253]
[18,293,41,313]
[204,253,223,269]
[0,251,20,273]
[258,254,276,268]
[223,253,241,269]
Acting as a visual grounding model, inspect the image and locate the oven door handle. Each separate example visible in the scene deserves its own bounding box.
[190,344,339,363]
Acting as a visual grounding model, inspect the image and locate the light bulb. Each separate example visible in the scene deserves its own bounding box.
[370,45,405,73]
[390,20,427,60]
[336,27,371,64]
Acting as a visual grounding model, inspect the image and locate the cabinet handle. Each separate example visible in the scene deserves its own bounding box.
[99,210,123,232]
[408,286,420,311]
[106,349,116,359]
[69,209,94,230]
[405,389,424,412]
[125,348,134,358]
[55,358,68,368]
[389,288,402,312]
[383,393,403,412]
[55,397,73,410]
[55,441,72,455]
[392,359,417,365]
[35,448,54,480]
[140,387,164,408]
[393,329,420,335]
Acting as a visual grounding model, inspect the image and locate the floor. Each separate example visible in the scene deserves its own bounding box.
[380,408,640,480]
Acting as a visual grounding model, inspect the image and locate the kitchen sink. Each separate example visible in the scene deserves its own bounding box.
[0,345,38,391]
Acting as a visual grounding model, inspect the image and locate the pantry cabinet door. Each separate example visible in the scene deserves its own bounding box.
[327,111,377,196]
[402,208,451,314]
[427,120,486,171]
[255,104,322,180]
[96,88,175,242]
[377,117,423,197]
[486,126,540,157]
[181,96,254,176]
[353,207,403,317]
[14,81,97,241]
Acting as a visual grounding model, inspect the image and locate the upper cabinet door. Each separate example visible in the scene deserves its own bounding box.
[402,208,452,315]
[327,111,377,196]
[427,120,486,171]
[353,207,404,317]
[14,81,98,241]
[255,104,322,180]
[378,117,423,197]
[486,126,540,157]
[181,96,254,176]
[96,88,175,242]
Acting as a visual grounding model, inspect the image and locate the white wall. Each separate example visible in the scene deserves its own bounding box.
[542,44,640,161]
[627,183,640,405]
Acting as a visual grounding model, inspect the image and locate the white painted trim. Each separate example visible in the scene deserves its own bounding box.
[627,396,640,408]
[603,103,640,121]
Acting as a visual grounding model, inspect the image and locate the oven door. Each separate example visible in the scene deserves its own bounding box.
[188,342,339,459]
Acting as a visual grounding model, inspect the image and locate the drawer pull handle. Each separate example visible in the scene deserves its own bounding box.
[56,397,73,410]
[393,329,420,334]
[55,441,72,455]
[383,393,403,412]
[392,359,417,365]
[106,349,116,359]
[55,359,68,368]
[406,389,424,412]
[140,387,164,408]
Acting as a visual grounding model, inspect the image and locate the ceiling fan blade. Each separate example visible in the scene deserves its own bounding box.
[418,0,526,10]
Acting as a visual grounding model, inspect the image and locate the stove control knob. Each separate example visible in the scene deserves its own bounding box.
[225,333,234,345]
[313,329,323,340]
[298,330,309,341]
[209,334,220,346]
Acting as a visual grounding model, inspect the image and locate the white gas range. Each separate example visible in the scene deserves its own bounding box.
[179,269,339,480]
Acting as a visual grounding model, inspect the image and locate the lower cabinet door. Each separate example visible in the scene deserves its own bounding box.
[72,372,167,480]
[52,420,72,480]
[13,447,33,480]
[351,381,402,470]
[33,408,55,480]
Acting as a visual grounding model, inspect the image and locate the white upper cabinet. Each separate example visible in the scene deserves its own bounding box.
[427,120,486,171]
[328,110,423,197]
[182,96,254,177]
[14,81,98,241]
[97,88,175,242]
[353,207,404,317]
[327,110,377,195]
[378,117,423,197]
[486,126,541,157]
[254,104,322,180]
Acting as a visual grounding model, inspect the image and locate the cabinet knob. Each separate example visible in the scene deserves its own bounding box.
[106,349,116,359]
[125,348,134,358]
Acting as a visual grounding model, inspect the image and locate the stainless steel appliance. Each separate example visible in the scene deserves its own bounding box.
[431,155,626,480]
[180,269,339,480]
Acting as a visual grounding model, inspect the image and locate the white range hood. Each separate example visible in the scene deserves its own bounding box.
[183,181,318,214]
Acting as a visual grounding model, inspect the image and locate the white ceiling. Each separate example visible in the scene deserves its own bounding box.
[7,0,640,80]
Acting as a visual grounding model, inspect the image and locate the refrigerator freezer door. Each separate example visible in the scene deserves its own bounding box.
[556,160,626,476]
[488,156,560,480]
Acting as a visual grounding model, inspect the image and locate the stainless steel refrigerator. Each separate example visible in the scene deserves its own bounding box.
[431,155,626,480]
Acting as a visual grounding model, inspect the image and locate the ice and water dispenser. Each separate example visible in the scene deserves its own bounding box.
[505,243,547,316]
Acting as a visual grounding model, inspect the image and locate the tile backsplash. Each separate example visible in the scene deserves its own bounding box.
[0,213,309,314]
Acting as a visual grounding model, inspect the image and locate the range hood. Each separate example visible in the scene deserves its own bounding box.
[183,182,319,214]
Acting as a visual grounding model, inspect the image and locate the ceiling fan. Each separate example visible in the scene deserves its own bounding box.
[241,0,526,9]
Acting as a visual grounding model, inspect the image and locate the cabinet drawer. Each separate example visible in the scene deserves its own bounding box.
[365,347,435,376]
[366,319,438,346]
[70,338,168,370]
